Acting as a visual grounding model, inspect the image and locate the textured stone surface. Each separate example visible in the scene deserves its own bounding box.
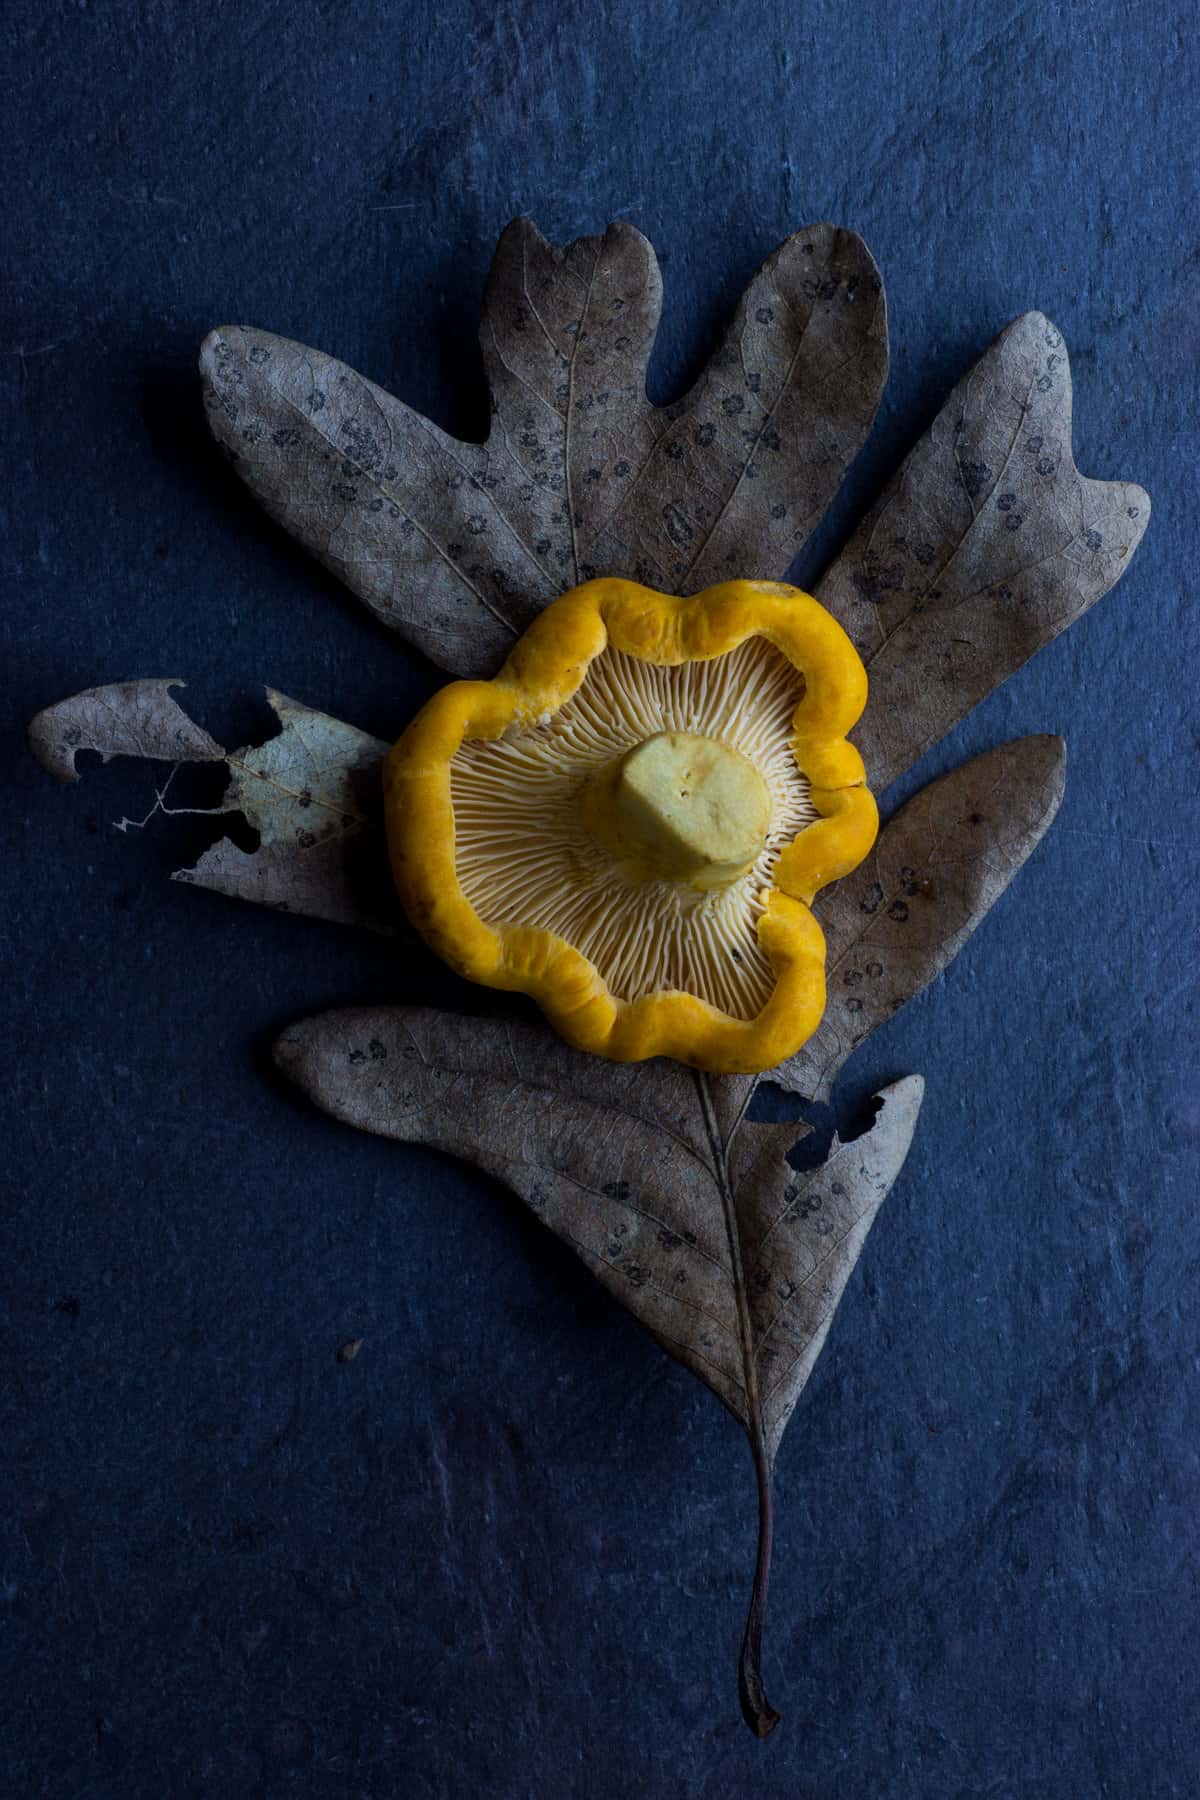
[4,1,1198,1794]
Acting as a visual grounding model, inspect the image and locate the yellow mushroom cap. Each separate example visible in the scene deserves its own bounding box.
[384,578,878,1074]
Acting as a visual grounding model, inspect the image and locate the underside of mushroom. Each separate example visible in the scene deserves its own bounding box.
[451,638,816,1019]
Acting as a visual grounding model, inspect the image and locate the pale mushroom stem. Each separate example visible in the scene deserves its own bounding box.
[738,1431,781,1739]
[581,729,772,890]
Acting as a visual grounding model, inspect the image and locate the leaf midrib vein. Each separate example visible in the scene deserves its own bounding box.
[695,1071,767,1454]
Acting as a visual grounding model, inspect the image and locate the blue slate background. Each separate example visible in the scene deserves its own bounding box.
[4,2,1198,1794]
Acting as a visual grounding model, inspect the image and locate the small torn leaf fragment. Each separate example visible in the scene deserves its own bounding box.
[28,679,225,782]
[29,679,398,936]
[201,217,887,676]
[776,734,1066,1104]
[819,311,1150,792]
[273,1003,922,1735]
[176,689,395,933]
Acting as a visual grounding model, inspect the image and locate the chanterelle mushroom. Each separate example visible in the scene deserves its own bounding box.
[385,578,877,1074]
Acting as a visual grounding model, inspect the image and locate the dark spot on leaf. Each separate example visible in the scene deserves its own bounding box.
[663,504,693,547]
[887,899,910,922]
[959,461,992,499]
[860,882,883,915]
[851,560,905,605]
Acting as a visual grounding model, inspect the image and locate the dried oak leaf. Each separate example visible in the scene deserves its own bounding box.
[27,220,1152,1737]
[274,1002,924,1735]
[199,218,887,674]
[818,311,1150,791]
